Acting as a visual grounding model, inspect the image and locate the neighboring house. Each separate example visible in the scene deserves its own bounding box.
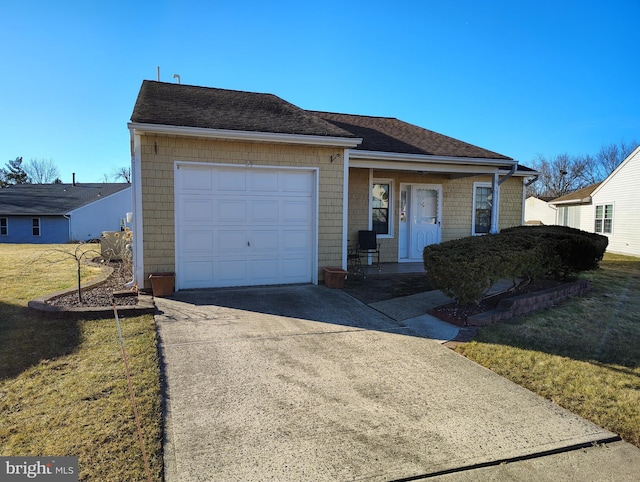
[524,196,557,225]
[550,145,640,257]
[128,81,536,290]
[548,183,601,231]
[0,183,132,244]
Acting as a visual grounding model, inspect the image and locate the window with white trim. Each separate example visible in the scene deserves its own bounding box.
[0,217,7,236]
[472,182,493,235]
[32,218,41,237]
[372,180,392,237]
[594,204,613,234]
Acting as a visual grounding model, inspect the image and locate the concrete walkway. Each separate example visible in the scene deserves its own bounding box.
[155,285,640,481]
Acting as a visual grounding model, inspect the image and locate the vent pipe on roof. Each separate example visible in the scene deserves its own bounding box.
[72,173,76,186]
[173,74,181,84]
[157,66,160,81]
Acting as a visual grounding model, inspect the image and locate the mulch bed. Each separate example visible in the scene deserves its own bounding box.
[47,260,137,308]
[430,278,567,326]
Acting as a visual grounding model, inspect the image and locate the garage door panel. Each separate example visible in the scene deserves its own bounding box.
[282,257,312,282]
[250,171,279,192]
[180,199,214,223]
[217,170,247,191]
[250,259,280,283]
[216,260,248,284]
[282,171,314,193]
[249,200,279,223]
[176,165,315,289]
[178,167,213,191]
[181,230,214,255]
[249,230,279,252]
[282,230,311,253]
[218,199,247,222]
[182,261,214,287]
[282,200,312,222]
[217,230,248,254]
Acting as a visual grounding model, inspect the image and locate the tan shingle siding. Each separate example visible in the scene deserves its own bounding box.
[139,135,344,287]
[348,169,524,261]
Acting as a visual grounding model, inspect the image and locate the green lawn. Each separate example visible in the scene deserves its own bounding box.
[0,244,163,481]
[456,253,640,448]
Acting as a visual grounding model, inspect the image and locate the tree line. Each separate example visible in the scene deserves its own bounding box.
[0,157,131,187]
[527,139,638,199]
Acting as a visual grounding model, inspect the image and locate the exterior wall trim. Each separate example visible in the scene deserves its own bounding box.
[128,122,362,149]
[350,158,502,174]
[350,149,517,167]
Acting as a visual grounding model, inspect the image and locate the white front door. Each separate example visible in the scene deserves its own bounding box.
[399,184,442,261]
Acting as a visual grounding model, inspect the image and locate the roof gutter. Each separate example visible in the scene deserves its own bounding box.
[349,149,517,168]
[127,122,362,148]
[549,196,594,206]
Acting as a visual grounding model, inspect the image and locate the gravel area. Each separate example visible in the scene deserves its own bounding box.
[47,260,137,307]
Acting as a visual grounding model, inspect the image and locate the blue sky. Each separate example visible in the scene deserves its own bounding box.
[2,0,639,183]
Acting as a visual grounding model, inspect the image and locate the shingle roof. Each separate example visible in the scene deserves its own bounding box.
[0,183,131,215]
[131,81,356,138]
[549,183,601,205]
[131,81,518,164]
[311,112,512,160]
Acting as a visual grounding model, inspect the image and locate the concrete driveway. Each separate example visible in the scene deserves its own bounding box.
[155,285,640,481]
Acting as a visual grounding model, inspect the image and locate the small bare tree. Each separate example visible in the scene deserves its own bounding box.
[38,244,103,303]
[112,166,132,183]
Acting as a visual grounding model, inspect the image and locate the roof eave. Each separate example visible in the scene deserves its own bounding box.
[128,122,363,148]
[349,149,520,173]
[549,197,593,206]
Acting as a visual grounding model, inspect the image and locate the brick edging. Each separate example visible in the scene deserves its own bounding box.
[467,279,591,327]
[27,265,156,319]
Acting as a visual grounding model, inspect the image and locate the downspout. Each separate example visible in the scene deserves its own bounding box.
[491,162,519,234]
[63,214,71,242]
[342,149,350,270]
[126,128,144,289]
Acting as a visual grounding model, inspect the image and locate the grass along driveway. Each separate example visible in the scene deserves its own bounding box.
[456,253,640,448]
[0,244,162,481]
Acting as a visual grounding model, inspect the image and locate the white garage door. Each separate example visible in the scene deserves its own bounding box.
[175,164,316,289]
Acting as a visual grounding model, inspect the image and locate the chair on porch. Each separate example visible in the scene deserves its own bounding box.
[347,230,381,278]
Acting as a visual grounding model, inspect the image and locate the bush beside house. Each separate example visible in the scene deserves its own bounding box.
[423,226,608,304]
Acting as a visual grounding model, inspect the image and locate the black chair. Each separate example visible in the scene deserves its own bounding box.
[358,230,381,273]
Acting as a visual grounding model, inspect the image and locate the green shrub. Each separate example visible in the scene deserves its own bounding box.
[501,225,608,274]
[423,226,608,304]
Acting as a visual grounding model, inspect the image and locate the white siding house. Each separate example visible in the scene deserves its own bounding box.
[549,183,601,232]
[548,145,640,258]
[524,196,557,225]
[0,183,131,243]
[589,146,640,257]
[68,187,132,241]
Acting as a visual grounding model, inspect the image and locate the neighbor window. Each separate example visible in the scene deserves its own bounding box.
[0,217,7,236]
[472,183,493,235]
[594,204,613,234]
[32,218,41,237]
[372,181,392,236]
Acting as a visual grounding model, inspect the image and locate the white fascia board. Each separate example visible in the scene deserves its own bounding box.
[350,149,517,167]
[349,157,499,175]
[549,197,593,206]
[127,122,362,148]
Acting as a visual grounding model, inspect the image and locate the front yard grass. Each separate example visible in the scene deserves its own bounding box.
[0,244,162,481]
[456,253,640,448]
